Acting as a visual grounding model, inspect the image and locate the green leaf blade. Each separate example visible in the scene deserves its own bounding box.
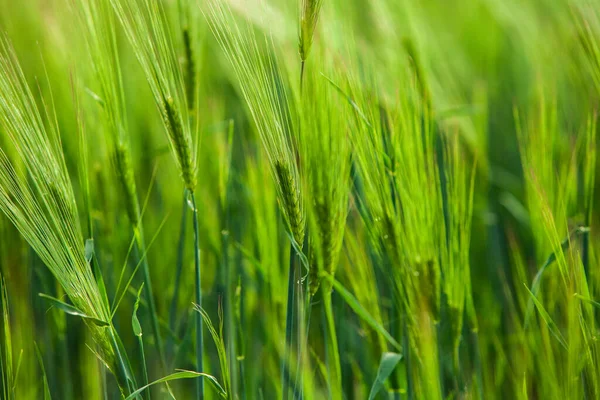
[38,293,109,327]
[368,352,403,400]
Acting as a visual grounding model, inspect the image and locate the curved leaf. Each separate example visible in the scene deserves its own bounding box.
[368,352,403,400]
[524,285,567,349]
[124,370,226,400]
[524,226,589,328]
[132,284,144,337]
[38,294,109,327]
[84,238,94,263]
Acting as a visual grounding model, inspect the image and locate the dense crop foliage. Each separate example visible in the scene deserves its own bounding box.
[1,0,600,399]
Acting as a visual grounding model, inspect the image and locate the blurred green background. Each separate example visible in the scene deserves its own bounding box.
[1,0,600,399]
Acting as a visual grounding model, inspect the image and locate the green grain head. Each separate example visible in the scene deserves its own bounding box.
[439,132,477,359]
[114,142,140,226]
[299,0,324,62]
[300,68,351,295]
[349,61,444,376]
[0,37,123,389]
[162,96,196,190]
[110,0,196,191]
[205,0,305,247]
[275,160,305,247]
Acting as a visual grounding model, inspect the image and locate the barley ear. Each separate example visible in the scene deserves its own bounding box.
[299,0,324,62]
[114,143,140,226]
[183,27,196,111]
[162,96,196,190]
[275,161,305,248]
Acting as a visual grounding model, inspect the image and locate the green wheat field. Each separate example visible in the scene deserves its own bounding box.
[1,0,599,399]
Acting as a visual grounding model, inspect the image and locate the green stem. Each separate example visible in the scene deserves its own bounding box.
[190,191,204,400]
[403,315,414,400]
[294,267,306,400]
[108,327,134,396]
[236,277,247,400]
[436,322,446,399]
[323,288,342,400]
[582,212,590,279]
[101,363,108,400]
[168,194,188,359]
[59,323,73,400]
[296,290,313,400]
[138,336,150,399]
[282,244,297,400]
[134,227,166,371]
[470,330,484,400]
[389,294,401,399]
[223,229,237,396]
[300,60,306,94]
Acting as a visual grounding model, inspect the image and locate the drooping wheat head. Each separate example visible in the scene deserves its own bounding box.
[0,36,122,386]
[300,68,351,296]
[349,60,445,397]
[439,131,477,365]
[204,0,305,247]
[73,0,142,223]
[109,0,196,190]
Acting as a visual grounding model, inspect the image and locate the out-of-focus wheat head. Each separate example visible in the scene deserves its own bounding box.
[204,0,305,247]
[299,0,324,63]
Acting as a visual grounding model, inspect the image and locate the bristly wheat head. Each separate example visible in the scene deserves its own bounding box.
[109,0,197,190]
[114,143,140,226]
[0,36,123,387]
[74,0,143,220]
[300,68,351,296]
[162,96,196,190]
[275,160,305,247]
[183,27,196,111]
[297,66,350,399]
[349,61,444,391]
[439,132,477,363]
[75,0,168,372]
[204,0,305,247]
